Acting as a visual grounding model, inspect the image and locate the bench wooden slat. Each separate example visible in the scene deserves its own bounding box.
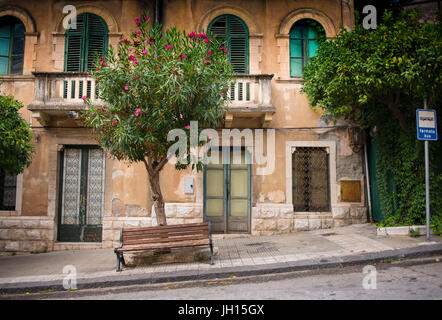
[116,238,210,253]
[123,234,210,246]
[123,230,209,240]
[123,222,208,233]
[123,228,208,238]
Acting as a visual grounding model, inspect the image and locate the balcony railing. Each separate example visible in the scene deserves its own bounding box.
[30,72,102,110]
[28,72,275,127]
[227,74,274,110]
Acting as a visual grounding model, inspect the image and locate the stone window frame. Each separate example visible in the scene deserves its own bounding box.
[275,8,337,82]
[51,5,121,72]
[197,5,263,74]
[285,141,337,211]
[0,5,38,76]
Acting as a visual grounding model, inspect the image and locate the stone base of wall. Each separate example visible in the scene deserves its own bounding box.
[0,217,54,253]
[251,204,367,235]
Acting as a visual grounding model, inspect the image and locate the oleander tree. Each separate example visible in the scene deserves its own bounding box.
[82,13,235,226]
[0,90,34,175]
[302,10,442,232]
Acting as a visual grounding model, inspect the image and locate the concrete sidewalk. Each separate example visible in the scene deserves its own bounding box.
[0,223,441,294]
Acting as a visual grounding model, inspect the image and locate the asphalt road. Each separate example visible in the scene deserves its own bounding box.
[6,256,441,301]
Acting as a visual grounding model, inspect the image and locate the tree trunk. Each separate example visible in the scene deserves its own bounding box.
[148,171,167,226]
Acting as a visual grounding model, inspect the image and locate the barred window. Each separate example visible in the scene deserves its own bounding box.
[0,168,17,210]
[292,147,330,211]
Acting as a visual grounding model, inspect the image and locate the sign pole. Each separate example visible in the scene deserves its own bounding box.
[424,98,430,242]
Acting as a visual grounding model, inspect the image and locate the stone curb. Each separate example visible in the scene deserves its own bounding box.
[1,243,441,295]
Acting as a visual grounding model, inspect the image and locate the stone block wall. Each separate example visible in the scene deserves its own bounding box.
[0,217,54,252]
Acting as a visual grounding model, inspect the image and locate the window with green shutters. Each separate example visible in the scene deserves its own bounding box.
[64,13,108,72]
[208,14,249,74]
[0,16,25,75]
[289,19,325,77]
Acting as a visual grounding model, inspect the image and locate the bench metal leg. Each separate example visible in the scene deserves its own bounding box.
[209,242,214,265]
[120,253,126,267]
[208,221,215,265]
[115,250,121,272]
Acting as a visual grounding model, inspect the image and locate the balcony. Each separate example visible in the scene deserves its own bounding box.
[225,74,276,128]
[28,72,101,126]
[28,72,276,128]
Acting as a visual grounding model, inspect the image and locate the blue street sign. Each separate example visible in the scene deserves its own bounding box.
[416,109,438,141]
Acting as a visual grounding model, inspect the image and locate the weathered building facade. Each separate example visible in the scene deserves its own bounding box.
[0,0,367,253]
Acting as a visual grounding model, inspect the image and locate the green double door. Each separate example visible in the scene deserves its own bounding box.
[204,149,251,233]
[57,146,105,242]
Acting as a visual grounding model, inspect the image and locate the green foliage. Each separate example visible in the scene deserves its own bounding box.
[82,13,235,167]
[302,10,441,129]
[302,10,442,233]
[0,91,34,174]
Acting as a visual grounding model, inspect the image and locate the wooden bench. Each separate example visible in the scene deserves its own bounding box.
[114,222,214,272]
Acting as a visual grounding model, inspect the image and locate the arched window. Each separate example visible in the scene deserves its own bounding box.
[64,13,108,72]
[0,16,25,75]
[208,14,249,74]
[289,19,325,77]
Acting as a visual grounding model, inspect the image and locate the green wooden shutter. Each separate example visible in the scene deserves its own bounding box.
[65,13,108,72]
[0,16,25,75]
[86,14,108,71]
[290,19,323,77]
[290,19,325,77]
[208,15,249,74]
[65,14,84,71]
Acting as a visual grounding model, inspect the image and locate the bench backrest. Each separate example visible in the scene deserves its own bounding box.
[120,222,210,247]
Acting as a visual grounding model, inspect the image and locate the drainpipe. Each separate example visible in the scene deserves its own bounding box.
[364,141,373,223]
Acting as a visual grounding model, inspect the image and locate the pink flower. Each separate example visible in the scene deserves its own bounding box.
[208,136,212,140]
[188,32,197,38]
[129,55,135,61]
[135,18,139,25]
[144,15,149,21]
[99,58,102,61]
[135,108,141,116]
[143,50,148,54]
[89,112,93,116]
[136,30,141,35]
[179,55,186,60]
[102,62,106,67]
[129,48,132,52]
[124,85,129,90]
[217,60,220,63]
[197,33,207,39]
[146,39,150,44]
[81,96,87,101]
[112,120,118,126]
[205,38,209,43]
[224,49,228,53]
[208,50,213,55]
[134,60,139,64]
[165,45,172,50]
[205,60,211,65]
[185,125,190,130]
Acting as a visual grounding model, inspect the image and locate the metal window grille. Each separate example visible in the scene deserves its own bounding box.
[0,168,16,210]
[292,147,330,211]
